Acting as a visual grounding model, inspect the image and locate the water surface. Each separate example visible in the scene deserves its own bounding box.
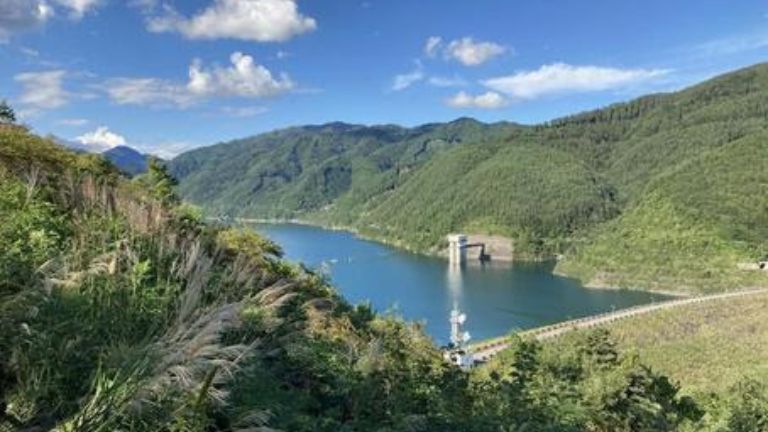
[253,223,668,344]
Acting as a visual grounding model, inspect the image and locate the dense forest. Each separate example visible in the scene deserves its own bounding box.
[170,63,768,293]
[3,117,768,431]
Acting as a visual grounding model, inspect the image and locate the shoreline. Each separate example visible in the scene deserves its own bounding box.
[227,217,694,298]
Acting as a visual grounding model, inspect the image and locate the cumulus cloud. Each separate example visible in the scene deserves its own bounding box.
[0,0,54,41]
[14,70,69,111]
[104,52,293,108]
[446,91,507,109]
[423,36,506,66]
[444,37,506,66]
[0,0,100,41]
[76,126,126,152]
[148,0,317,42]
[483,63,670,100]
[188,52,294,97]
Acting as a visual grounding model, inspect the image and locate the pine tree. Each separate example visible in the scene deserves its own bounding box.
[144,158,179,206]
[0,101,16,125]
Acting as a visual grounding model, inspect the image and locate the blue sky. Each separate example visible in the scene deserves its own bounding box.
[1,0,768,157]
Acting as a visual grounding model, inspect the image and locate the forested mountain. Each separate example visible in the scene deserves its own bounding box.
[51,137,151,176]
[170,118,519,219]
[5,121,768,432]
[103,145,150,176]
[171,63,768,293]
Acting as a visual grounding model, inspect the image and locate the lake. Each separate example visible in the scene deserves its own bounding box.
[253,223,668,344]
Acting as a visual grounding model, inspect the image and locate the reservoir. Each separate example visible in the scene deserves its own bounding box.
[253,223,668,344]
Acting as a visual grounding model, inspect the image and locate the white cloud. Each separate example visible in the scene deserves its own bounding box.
[188,52,294,97]
[14,70,69,111]
[136,140,200,160]
[0,0,54,41]
[76,126,126,152]
[53,0,100,18]
[391,70,423,92]
[104,52,292,108]
[444,37,506,66]
[104,77,195,108]
[148,0,316,42]
[19,46,40,57]
[391,60,424,91]
[446,91,507,109]
[58,118,89,126]
[483,63,670,100]
[424,36,442,57]
[423,36,506,66]
[0,0,100,40]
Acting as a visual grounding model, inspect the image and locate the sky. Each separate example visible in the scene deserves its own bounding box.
[1,0,768,158]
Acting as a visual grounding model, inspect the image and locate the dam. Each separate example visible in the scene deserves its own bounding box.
[447,233,489,264]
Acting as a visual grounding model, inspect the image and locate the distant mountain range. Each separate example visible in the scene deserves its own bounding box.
[51,137,151,176]
[169,63,768,294]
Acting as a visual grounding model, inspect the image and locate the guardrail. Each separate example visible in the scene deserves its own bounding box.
[468,289,768,362]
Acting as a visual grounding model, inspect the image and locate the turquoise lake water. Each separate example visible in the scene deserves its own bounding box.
[253,223,668,344]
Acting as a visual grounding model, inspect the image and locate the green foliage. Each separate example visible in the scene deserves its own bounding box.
[170,63,768,291]
[724,380,768,432]
[0,177,67,287]
[555,292,768,397]
[0,100,16,124]
[475,332,703,431]
[1,126,767,432]
[558,131,768,293]
[136,158,180,206]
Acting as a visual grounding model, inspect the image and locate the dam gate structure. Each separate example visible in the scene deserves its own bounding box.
[448,234,490,264]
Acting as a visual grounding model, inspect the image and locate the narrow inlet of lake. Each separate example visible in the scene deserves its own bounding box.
[252,223,669,345]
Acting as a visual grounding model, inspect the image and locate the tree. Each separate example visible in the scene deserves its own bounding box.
[142,158,179,206]
[0,101,16,125]
[579,328,619,369]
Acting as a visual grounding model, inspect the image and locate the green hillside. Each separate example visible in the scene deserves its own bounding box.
[2,124,737,432]
[171,119,519,219]
[545,292,768,396]
[171,63,768,293]
[354,142,619,256]
[557,132,768,293]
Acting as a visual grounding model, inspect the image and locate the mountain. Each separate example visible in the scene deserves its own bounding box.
[50,136,151,176]
[1,121,714,432]
[170,117,520,221]
[171,63,768,293]
[103,145,150,176]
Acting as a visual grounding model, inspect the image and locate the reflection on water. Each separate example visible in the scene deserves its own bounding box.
[446,261,463,308]
[253,223,669,344]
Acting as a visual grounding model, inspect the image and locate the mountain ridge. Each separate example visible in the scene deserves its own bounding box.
[170,63,768,293]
